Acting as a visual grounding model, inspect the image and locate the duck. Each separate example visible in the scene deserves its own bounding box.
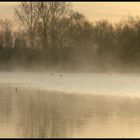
[15,88,18,92]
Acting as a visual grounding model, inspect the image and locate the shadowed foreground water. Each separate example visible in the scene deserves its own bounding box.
[1,84,140,137]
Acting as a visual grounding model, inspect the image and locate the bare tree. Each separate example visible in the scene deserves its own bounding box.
[36,2,72,48]
[0,19,13,48]
[62,11,94,48]
[15,2,72,48]
[14,2,39,48]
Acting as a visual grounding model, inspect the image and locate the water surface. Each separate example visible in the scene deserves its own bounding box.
[0,72,140,137]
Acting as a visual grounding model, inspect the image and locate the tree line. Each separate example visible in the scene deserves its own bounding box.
[0,2,140,72]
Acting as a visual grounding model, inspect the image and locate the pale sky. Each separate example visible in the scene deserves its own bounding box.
[1,2,140,24]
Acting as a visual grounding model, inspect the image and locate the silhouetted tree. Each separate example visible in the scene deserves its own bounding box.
[15,2,39,48]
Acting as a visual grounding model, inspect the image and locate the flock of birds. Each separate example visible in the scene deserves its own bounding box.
[15,72,63,92]
[50,72,63,77]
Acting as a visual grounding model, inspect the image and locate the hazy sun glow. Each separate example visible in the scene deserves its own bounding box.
[1,2,140,23]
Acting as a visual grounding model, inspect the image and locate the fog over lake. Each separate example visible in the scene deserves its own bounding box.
[1,1,140,138]
[0,72,140,97]
[0,72,140,137]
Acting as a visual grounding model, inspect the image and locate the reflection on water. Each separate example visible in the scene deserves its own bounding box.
[1,84,140,137]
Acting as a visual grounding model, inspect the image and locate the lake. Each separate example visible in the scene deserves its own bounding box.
[0,72,140,137]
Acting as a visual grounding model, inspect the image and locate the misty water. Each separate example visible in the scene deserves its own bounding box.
[1,72,140,137]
